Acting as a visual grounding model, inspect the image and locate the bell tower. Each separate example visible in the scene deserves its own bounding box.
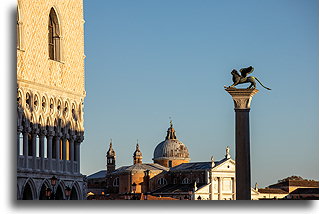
[133,142,143,165]
[106,140,116,173]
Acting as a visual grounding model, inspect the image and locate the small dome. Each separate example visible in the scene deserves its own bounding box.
[153,121,189,160]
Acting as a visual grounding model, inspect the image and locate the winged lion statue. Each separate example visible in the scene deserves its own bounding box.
[225,66,271,90]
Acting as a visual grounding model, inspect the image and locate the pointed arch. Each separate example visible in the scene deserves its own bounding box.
[70,181,81,200]
[48,7,62,61]
[38,115,44,127]
[55,180,66,200]
[46,116,52,127]
[39,179,51,200]
[22,178,37,200]
[30,113,38,124]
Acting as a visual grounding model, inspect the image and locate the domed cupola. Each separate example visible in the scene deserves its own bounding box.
[153,121,190,168]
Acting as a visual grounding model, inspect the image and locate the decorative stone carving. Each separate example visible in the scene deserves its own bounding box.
[225,88,259,110]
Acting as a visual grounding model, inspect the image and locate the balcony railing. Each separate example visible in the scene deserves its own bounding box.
[17,155,79,174]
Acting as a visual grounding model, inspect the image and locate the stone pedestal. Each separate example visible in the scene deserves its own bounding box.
[225,88,258,200]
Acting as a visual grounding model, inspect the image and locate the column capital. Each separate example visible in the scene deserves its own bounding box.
[40,128,47,136]
[225,88,259,110]
[76,134,84,143]
[17,126,23,133]
[23,126,31,134]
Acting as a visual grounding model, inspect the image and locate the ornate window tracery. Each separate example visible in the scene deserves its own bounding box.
[33,95,39,111]
[26,93,31,109]
[42,96,46,112]
[48,8,61,61]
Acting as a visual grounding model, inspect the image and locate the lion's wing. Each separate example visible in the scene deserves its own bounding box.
[240,66,254,78]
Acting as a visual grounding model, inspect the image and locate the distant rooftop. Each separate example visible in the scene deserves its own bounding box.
[87,170,106,179]
[113,163,169,173]
[170,158,230,171]
[268,180,319,188]
[258,188,288,194]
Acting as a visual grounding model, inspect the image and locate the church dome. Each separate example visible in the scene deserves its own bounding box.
[153,139,189,159]
[153,121,190,161]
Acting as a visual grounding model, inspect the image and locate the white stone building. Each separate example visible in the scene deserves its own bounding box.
[17,0,86,200]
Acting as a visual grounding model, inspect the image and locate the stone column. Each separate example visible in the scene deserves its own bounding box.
[32,132,37,170]
[218,177,222,200]
[47,129,54,171]
[69,134,75,174]
[209,171,213,200]
[55,135,61,172]
[75,142,80,173]
[39,129,46,171]
[225,88,258,200]
[232,177,236,200]
[61,136,67,172]
[22,128,30,169]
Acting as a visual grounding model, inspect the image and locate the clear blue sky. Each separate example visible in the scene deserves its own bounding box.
[81,0,318,187]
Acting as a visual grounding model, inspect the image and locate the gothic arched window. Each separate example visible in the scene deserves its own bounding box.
[48,8,61,61]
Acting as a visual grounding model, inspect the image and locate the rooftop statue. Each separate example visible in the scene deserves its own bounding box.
[224,66,271,90]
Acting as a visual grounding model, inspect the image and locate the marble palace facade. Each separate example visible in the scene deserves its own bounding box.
[17,0,86,200]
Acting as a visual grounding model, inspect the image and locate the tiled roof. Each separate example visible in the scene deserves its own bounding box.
[288,180,319,187]
[258,188,288,194]
[170,159,228,171]
[87,170,106,179]
[113,163,169,173]
[268,180,319,188]
[289,188,319,195]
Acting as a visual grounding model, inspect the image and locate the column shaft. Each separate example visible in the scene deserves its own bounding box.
[39,134,45,170]
[23,131,28,168]
[226,88,258,200]
[235,109,251,200]
[232,177,236,200]
[69,138,74,174]
[62,137,66,172]
[47,135,53,171]
[218,177,222,200]
[76,143,80,173]
[55,136,61,172]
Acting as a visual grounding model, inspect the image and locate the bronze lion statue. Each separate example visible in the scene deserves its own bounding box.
[225,66,271,90]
